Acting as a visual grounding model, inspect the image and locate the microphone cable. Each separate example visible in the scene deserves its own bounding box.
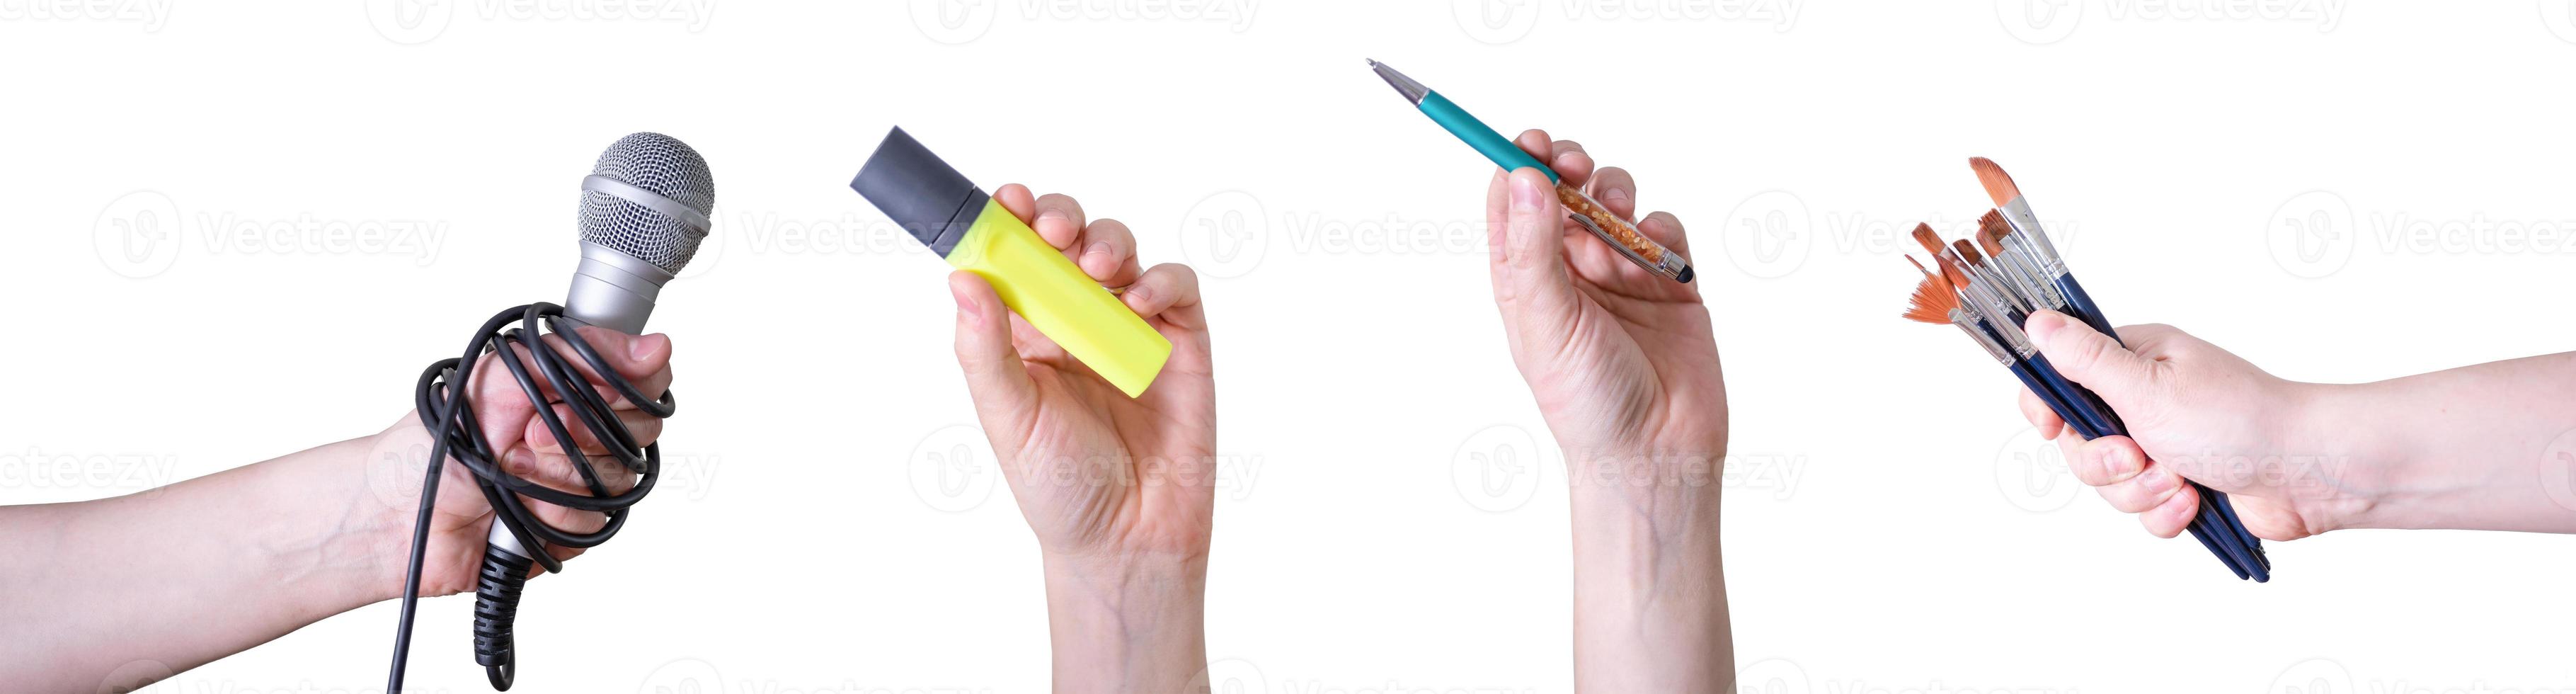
[385,302,673,692]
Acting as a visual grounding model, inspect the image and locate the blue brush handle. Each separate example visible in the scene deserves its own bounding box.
[2007,358,2250,579]
[2059,297,2272,580]
[2053,274,2123,348]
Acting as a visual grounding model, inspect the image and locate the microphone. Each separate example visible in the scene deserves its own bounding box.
[386,132,713,693]
[486,132,715,559]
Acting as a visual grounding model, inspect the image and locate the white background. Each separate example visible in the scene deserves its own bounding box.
[4,1,2573,692]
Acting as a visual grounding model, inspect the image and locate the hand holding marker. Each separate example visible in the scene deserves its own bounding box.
[1901,159,2270,581]
[851,127,1173,397]
[1368,59,1694,283]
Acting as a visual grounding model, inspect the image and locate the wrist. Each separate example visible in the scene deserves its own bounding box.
[1039,549,1209,694]
[1562,445,1734,690]
[2273,382,2425,533]
[254,433,413,615]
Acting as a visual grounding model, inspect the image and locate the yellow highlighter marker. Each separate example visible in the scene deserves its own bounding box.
[852,127,1172,397]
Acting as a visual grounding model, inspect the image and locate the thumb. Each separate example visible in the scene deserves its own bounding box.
[1485,166,1583,337]
[948,271,1037,430]
[2025,309,2157,406]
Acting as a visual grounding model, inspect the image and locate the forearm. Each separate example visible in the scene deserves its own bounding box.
[1041,550,1210,694]
[0,435,394,690]
[2291,351,2576,533]
[1566,449,1735,692]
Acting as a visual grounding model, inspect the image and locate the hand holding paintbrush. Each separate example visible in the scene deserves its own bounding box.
[1901,159,2272,581]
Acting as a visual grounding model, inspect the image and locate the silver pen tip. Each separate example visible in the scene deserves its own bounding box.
[1367,59,1428,104]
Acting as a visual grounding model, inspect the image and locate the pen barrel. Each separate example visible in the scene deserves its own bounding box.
[1557,183,1690,281]
[1418,91,1555,183]
[946,199,1172,397]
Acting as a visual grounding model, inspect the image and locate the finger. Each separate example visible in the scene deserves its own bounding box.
[2095,459,2185,514]
[2066,434,2146,487]
[1547,140,1594,188]
[949,271,1039,431]
[1484,166,1586,356]
[1637,210,1692,258]
[2025,310,2158,411]
[1032,193,1088,251]
[503,448,640,498]
[1074,218,1142,286]
[477,328,672,416]
[2017,387,2068,440]
[1586,166,1637,220]
[995,183,1038,223]
[2140,483,2201,539]
[526,406,663,455]
[1121,262,1201,324]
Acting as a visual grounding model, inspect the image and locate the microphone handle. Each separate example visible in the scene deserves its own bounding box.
[482,241,673,559]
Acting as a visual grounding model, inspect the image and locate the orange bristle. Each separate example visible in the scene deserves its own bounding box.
[1935,254,1973,292]
[1976,210,2011,256]
[1969,157,2022,206]
[1902,274,1959,324]
[1910,223,1945,256]
[1951,239,1985,266]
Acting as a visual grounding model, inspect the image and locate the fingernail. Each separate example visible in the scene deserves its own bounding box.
[1123,285,1152,307]
[2024,310,2066,347]
[1601,187,1631,205]
[629,334,667,361]
[2140,467,2177,495]
[2101,444,2139,479]
[1085,241,1111,258]
[1509,172,1548,212]
[506,448,537,475]
[951,282,980,326]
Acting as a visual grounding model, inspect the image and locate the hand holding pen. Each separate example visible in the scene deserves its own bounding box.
[1483,132,1734,690]
[1372,59,1695,283]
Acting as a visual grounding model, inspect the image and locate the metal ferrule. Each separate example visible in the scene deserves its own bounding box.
[1990,239,2065,311]
[1953,249,2032,316]
[1999,197,2067,276]
[1957,278,2039,358]
[1950,310,2013,364]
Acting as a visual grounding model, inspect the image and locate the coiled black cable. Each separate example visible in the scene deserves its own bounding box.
[385,302,673,692]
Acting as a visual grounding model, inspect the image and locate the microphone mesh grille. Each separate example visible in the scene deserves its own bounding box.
[579,132,714,274]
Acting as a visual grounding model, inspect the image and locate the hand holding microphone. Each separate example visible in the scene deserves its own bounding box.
[384,132,712,692]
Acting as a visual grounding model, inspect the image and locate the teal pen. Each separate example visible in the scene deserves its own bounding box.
[1368,59,1694,283]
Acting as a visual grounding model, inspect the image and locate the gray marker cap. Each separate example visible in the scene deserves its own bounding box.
[852,127,989,257]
